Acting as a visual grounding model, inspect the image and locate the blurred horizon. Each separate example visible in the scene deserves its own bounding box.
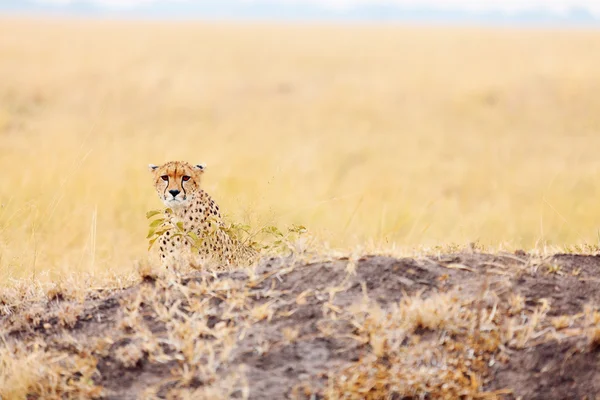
[1,0,600,25]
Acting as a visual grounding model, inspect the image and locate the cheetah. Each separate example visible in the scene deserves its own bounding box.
[148,161,257,270]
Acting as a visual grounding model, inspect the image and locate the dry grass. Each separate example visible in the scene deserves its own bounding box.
[4,252,600,399]
[2,19,600,284]
[0,339,102,399]
[323,292,504,399]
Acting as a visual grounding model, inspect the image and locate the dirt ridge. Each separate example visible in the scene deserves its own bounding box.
[2,253,600,399]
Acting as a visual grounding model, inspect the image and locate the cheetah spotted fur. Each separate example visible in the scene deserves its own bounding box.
[149,161,257,270]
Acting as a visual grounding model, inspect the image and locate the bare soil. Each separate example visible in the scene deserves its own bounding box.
[3,252,600,399]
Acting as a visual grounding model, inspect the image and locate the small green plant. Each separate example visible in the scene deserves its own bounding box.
[256,224,308,254]
[146,208,173,250]
[218,222,308,254]
[146,208,214,252]
[146,208,308,256]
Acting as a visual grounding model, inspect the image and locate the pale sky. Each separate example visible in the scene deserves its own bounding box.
[33,0,600,18]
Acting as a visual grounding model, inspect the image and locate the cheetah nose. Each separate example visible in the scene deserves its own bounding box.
[169,189,181,197]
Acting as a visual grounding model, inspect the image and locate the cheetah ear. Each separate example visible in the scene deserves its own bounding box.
[194,163,206,172]
[148,164,159,172]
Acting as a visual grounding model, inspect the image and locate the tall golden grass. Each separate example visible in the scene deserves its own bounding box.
[1,19,600,282]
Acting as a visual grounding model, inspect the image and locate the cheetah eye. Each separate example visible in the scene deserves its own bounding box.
[161,175,169,181]
[182,176,191,182]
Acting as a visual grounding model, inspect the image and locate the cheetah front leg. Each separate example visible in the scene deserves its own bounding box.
[157,229,192,270]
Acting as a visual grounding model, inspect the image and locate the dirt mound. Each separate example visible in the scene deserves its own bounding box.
[2,252,600,399]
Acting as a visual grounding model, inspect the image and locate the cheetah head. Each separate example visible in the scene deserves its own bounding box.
[148,161,206,209]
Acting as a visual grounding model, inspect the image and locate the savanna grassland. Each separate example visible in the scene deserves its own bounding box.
[2,20,600,282]
[3,19,600,399]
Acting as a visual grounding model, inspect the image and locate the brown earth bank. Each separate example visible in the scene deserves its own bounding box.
[2,252,600,399]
